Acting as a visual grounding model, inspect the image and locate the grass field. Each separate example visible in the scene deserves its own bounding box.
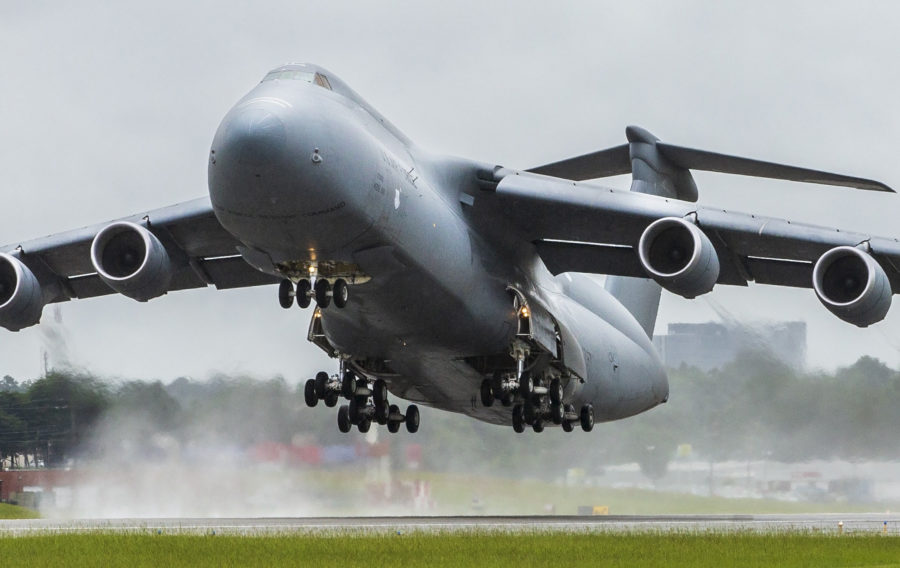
[0,532,898,567]
[0,503,40,520]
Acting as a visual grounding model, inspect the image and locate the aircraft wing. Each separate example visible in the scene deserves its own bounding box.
[484,171,900,318]
[0,196,277,314]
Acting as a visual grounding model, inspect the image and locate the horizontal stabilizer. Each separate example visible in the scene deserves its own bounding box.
[527,126,893,193]
[526,144,630,180]
[656,143,894,193]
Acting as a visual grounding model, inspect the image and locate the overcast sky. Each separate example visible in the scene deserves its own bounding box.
[1,1,900,381]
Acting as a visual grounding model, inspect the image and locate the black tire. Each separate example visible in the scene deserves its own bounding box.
[580,404,594,432]
[297,279,311,309]
[374,402,389,425]
[278,279,294,309]
[387,420,400,433]
[314,371,329,399]
[523,400,536,425]
[405,405,420,433]
[533,419,544,433]
[512,404,525,433]
[562,420,574,433]
[480,379,494,407]
[550,378,563,405]
[520,371,534,397]
[501,393,513,407]
[304,379,318,407]
[358,418,371,433]
[333,278,349,308]
[337,405,352,433]
[491,371,504,394]
[341,370,356,399]
[324,391,338,407]
[348,398,362,423]
[314,279,331,308]
[373,379,388,405]
[551,403,564,425]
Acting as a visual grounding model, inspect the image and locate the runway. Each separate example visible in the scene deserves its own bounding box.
[2,514,899,535]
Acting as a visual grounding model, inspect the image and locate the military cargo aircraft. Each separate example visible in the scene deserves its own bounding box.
[1,63,896,434]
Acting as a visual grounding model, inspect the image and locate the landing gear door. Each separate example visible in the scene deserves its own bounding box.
[556,319,587,381]
[509,287,557,358]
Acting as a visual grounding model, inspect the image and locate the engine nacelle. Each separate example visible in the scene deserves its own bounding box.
[91,222,173,301]
[637,217,720,298]
[0,253,45,331]
[812,246,891,327]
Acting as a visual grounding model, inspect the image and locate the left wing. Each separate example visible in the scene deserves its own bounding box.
[0,196,277,330]
[478,131,900,327]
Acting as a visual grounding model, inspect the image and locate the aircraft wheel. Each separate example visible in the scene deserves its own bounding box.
[296,279,312,309]
[341,370,357,399]
[387,420,400,433]
[314,279,331,308]
[374,400,389,425]
[358,418,371,433]
[580,404,594,432]
[512,404,525,433]
[520,371,534,397]
[278,279,294,309]
[551,403,564,425]
[333,278,349,308]
[348,397,362,423]
[373,379,388,406]
[501,393,513,407]
[523,400,536,425]
[314,371,329,399]
[562,420,574,433]
[337,406,352,433]
[550,378,563,405]
[324,391,339,408]
[480,379,494,407]
[405,405,420,433]
[532,419,544,433]
[304,379,318,407]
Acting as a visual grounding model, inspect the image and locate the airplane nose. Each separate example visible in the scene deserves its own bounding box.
[223,107,286,168]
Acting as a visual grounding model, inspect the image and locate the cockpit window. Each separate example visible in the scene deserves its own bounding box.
[262,69,332,90]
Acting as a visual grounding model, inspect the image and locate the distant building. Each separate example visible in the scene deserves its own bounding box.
[653,321,806,371]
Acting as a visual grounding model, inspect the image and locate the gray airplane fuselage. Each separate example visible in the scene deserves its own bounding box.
[207,64,668,426]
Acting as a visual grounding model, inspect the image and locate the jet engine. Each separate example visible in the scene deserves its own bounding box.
[0,253,45,331]
[91,222,173,301]
[637,217,720,298]
[812,246,891,327]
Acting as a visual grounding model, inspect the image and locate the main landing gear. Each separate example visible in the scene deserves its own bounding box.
[481,370,593,434]
[304,364,419,434]
[279,278,349,310]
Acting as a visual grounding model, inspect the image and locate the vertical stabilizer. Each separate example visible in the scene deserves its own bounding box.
[604,126,692,338]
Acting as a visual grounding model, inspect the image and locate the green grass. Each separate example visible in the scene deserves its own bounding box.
[0,532,899,567]
[0,503,39,519]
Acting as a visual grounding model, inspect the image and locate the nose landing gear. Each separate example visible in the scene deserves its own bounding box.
[278,277,350,310]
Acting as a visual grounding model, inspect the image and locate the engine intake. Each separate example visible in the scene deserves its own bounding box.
[812,246,891,327]
[0,253,45,331]
[637,217,720,298]
[91,222,173,301]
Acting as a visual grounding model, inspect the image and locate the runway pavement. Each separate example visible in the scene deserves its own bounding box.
[2,514,900,535]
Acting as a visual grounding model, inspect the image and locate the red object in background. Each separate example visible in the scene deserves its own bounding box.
[0,470,75,502]
[406,444,422,469]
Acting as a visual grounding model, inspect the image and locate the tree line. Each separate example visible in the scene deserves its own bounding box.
[2,351,900,479]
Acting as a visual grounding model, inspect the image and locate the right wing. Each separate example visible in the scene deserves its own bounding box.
[0,196,278,330]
